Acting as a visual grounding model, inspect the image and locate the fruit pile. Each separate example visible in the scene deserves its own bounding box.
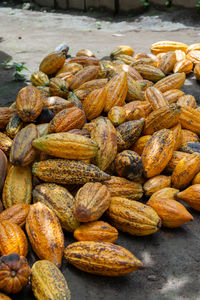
[0,41,200,299]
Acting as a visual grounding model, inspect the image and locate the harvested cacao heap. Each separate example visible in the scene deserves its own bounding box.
[0,40,200,298]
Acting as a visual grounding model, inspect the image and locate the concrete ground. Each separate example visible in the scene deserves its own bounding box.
[1,5,200,300]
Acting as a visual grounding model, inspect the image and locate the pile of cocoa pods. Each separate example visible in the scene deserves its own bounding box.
[0,41,200,299]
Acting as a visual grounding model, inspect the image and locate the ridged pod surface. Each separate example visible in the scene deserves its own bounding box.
[144,87,169,110]
[0,150,7,193]
[154,73,186,93]
[133,64,165,82]
[49,78,69,98]
[151,41,188,54]
[90,117,117,171]
[142,129,174,178]
[9,124,39,166]
[179,142,200,154]
[32,159,110,184]
[104,72,128,112]
[0,292,11,300]
[69,66,99,90]
[163,89,184,104]
[76,49,95,57]
[126,76,143,101]
[6,113,23,139]
[0,221,28,256]
[48,107,85,133]
[147,188,193,228]
[194,63,200,80]
[181,129,199,146]
[32,132,98,160]
[0,204,30,227]
[43,96,74,114]
[175,50,186,61]
[83,88,106,120]
[187,50,200,63]
[74,221,118,243]
[64,241,145,276]
[176,184,200,212]
[179,106,200,134]
[177,95,196,108]
[30,71,49,86]
[131,135,152,156]
[31,260,71,300]
[108,106,127,126]
[144,104,181,135]
[0,132,12,154]
[16,86,43,122]
[172,152,200,189]
[158,51,176,75]
[33,183,79,232]
[110,46,134,59]
[143,175,171,197]
[39,51,66,75]
[0,107,15,130]
[173,59,193,74]
[56,62,83,76]
[3,165,32,208]
[124,101,152,117]
[67,56,99,66]
[170,123,182,151]
[26,202,64,267]
[165,151,190,173]
[106,197,161,236]
[74,182,111,222]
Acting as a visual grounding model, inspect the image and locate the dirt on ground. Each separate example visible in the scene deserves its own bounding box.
[1,5,200,300]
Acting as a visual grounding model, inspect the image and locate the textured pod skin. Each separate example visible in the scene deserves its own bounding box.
[172,152,200,189]
[134,52,159,64]
[0,150,7,192]
[39,51,66,75]
[3,165,32,208]
[107,197,161,236]
[83,88,106,120]
[177,95,196,108]
[76,78,108,92]
[9,124,39,166]
[179,142,200,154]
[48,107,85,133]
[67,56,99,66]
[69,66,99,90]
[32,159,110,184]
[37,123,49,137]
[142,129,174,178]
[131,135,152,156]
[126,75,143,101]
[176,184,200,211]
[144,104,181,135]
[194,63,200,80]
[113,54,135,65]
[68,128,90,137]
[74,182,111,222]
[187,43,200,53]
[0,107,15,130]
[74,221,118,243]
[0,132,12,154]
[175,50,186,61]
[104,176,143,200]
[49,78,69,98]
[0,292,11,300]
[133,64,165,82]
[137,79,154,91]
[116,119,145,151]
[192,172,200,184]
[0,221,28,256]
[32,132,98,160]
[181,129,199,146]
[30,71,49,86]
[154,73,186,93]
[56,62,83,76]
[187,50,200,63]
[115,64,143,80]
[43,96,74,114]
[179,106,200,134]
[90,118,117,171]
[16,86,43,122]
[144,87,169,110]
[114,150,143,180]
[108,106,127,126]
[31,260,71,300]
[151,41,188,54]
[0,204,29,227]
[143,175,171,197]
[124,101,152,118]
[26,202,64,267]
[170,123,182,151]
[165,151,190,173]
[110,46,134,59]
[36,107,54,124]
[163,89,184,104]
[64,241,144,276]
[37,86,50,97]
[76,49,95,57]
[147,188,193,228]
[6,113,23,139]
[0,253,31,294]
[173,59,193,74]
[104,72,128,112]
[158,51,176,75]
[33,183,79,232]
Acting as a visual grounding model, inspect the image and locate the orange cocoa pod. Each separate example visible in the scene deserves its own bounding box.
[74,182,111,222]
[131,135,152,155]
[147,188,193,228]
[0,108,15,130]
[173,59,193,74]
[170,123,182,151]
[154,73,186,93]
[165,151,190,173]
[143,175,171,197]
[151,41,188,54]
[177,95,196,108]
[76,49,95,57]
[187,43,200,53]
[176,184,200,211]
[126,75,143,101]
[39,51,66,75]
[137,79,154,91]
[179,106,200,134]
[0,150,7,193]
[67,56,99,66]
[69,66,100,90]
[158,51,176,75]
[43,96,74,114]
[133,64,165,82]
[194,63,200,80]
[142,129,174,178]
[108,106,127,126]
[118,64,143,80]
[16,86,43,122]
[0,204,29,227]
[26,202,64,267]
[163,89,184,104]
[0,292,12,300]
[0,221,28,256]
[74,221,118,243]
[49,77,69,99]
[56,62,83,76]
[175,50,186,61]
[110,46,134,59]
[0,132,12,155]
[83,88,106,120]
[171,152,200,189]
[76,78,108,92]
[48,107,85,133]
[144,87,169,110]
[124,101,152,117]
[181,129,199,146]
[186,50,200,63]
[104,72,128,112]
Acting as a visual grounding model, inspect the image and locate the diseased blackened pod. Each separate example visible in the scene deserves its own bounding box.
[179,142,200,154]
[0,150,7,192]
[6,113,23,139]
[114,150,143,180]
[36,107,54,124]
